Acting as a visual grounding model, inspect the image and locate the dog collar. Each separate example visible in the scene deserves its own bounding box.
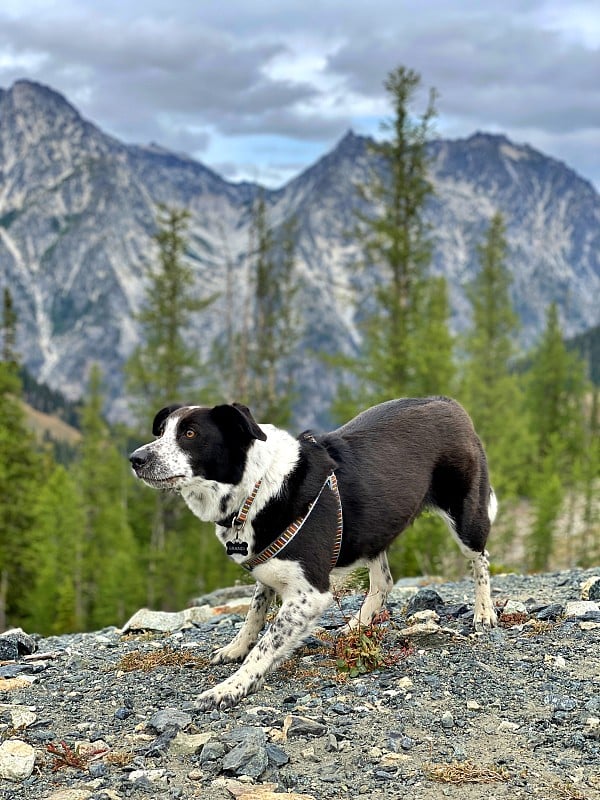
[239,470,343,572]
[219,480,262,557]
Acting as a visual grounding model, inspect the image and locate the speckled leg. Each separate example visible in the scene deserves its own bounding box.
[342,551,394,631]
[211,582,275,664]
[471,550,497,630]
[197,576,331,711]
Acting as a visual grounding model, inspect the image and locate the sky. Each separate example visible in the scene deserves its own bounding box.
[1,0,599,189]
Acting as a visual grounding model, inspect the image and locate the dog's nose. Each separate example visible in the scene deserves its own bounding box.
[129,449,149,469]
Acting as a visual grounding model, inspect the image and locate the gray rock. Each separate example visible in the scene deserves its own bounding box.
[544,694,577,712]
[0,628,36,658]
[0,639,19,660]
[441,711,455,729]
[222,729,268,778]
[284,715,328,737]
[266,743,290,767]
[502,600,528,616]
[199,741,227,763]
[581,576,600,601]
[148,708,192,733]
[121,606,213,633]
[564,601,600,620]
[405,588,444,616]
[536,603,565,621]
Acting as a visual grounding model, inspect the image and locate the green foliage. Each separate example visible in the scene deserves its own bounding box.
[458,212,533,498]
[334,624,389,677]
[525,302,587,467]
[24,465,86,634]
[224,193,302,427]
[78,366,144,628]
[0,292,37,628]
[339,65,450,409]
[527,438,564,572]
[124,205,235,610]
[125,205,216,427]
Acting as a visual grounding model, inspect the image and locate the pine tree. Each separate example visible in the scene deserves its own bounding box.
[578,388,600,565]
[0,289,37,628]
[334,67,454,407]
[524,303,589,567]
[25,465,86,634]
[125,205,231,607]
[245,194,300,426]
[79,366,143,627]
[126,206,216,425]
[525,302,587,464]
[528,438,563,572]
[459,212,532,499]
[332,66,455,576]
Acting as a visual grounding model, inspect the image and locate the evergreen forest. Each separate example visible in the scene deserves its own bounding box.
[1,66,598,635]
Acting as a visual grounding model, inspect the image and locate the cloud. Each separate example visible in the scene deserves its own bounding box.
[0,0,598,187]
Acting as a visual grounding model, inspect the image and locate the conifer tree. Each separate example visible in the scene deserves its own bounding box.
[79,366,143,627]
[459,212,532,499]
[125,206,235,606]
[25,465,86,634]
[524,303,588,567]
[246,194,300,426]
[0,289,37,628]
[346,67,448,404]
[126,206,216,425]
[525,302,586,464]
[333,66,455,576]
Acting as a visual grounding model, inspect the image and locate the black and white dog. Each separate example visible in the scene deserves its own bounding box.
[129,396,497,710]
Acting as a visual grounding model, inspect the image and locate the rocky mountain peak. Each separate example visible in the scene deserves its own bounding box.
[0,81,598,424]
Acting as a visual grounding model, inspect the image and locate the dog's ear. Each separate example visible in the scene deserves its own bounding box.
[152,405,183,436]
[210,403,267,442]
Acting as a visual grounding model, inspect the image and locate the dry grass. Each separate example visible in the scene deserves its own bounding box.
[537,777,596,800]
[21,401,81,444]
[104,749,135,767]
[115,645,210,673]
[423,760,509,785]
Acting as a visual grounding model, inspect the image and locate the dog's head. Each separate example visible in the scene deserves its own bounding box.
[129,402,267,491]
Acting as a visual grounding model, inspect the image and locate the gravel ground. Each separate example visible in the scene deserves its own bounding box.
[1,568,599,800]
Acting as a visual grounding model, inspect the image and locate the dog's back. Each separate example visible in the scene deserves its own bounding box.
[321,396,492,558]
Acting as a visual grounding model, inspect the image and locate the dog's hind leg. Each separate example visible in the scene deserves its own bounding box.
[470,548,497,631]
[211,582,275,664]
[438,492,498,631]
[341,551,394,632]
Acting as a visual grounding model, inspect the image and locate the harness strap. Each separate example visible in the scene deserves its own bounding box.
[240,469,343,572]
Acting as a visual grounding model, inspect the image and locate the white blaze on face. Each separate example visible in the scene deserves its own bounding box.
[132,410,195,486]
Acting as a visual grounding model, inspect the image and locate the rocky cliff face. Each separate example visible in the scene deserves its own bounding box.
[1,80,598,424]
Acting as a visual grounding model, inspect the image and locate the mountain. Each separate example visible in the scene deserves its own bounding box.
[1,80,599,426]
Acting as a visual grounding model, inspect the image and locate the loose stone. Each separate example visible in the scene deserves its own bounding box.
[0,739,36,781]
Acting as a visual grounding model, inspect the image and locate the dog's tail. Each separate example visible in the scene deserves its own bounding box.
[488,488,498,524]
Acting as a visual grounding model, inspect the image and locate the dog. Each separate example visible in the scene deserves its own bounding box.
[129,396,497,710]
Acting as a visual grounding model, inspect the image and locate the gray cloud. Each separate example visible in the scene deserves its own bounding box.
[0,0,598,187]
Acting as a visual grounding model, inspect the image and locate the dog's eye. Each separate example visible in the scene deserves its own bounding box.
[184,429,196,439]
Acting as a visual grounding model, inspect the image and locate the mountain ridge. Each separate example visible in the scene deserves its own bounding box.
[1,79,598,425]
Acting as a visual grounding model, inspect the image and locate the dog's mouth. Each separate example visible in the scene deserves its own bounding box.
[138,474,186,490]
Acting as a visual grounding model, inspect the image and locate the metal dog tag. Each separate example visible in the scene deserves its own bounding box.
[226,540,249,557]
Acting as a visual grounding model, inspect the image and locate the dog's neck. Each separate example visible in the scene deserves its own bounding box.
[179,424,300,524]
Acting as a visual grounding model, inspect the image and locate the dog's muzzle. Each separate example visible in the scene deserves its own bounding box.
[129,447,184,489]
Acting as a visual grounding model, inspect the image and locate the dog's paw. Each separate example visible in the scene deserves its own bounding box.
[210,642,250,665]
[474,607,498,632]
[196,680,249,712]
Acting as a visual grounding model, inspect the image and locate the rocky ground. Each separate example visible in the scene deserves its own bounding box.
[1,568,599,800]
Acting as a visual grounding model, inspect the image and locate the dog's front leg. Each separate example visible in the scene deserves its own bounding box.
[211,582,275,664]
[197,579,331,711]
